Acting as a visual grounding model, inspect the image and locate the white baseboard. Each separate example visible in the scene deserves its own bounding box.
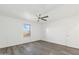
[42,39,79,49]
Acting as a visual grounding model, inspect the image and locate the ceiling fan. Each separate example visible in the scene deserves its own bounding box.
[36,14,48,22]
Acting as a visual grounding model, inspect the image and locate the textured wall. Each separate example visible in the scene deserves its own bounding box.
[0,16,42,48]
[43,15,79,48]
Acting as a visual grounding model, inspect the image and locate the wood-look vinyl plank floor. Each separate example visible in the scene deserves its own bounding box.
[0,40,79,55]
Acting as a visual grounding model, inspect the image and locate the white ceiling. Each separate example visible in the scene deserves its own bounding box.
[0,4,79,23]
[0,4,63,21]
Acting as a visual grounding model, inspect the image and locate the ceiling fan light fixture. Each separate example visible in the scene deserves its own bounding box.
[36,14,48,22]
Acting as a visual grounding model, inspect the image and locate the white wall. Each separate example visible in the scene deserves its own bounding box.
[0,16,42,48]
[43,15,79,48]
[41,5,79,49]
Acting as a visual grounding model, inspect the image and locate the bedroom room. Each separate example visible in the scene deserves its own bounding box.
[0,4,79,55]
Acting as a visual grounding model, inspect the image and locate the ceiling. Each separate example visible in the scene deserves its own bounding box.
[0,4,79,23]
[0,4,63,21]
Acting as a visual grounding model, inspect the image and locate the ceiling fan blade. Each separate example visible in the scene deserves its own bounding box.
[41,16,48,18]
[41,18,47,21]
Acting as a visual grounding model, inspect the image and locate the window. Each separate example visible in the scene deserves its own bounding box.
[24,24,30,32]
[23,24,31,37]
